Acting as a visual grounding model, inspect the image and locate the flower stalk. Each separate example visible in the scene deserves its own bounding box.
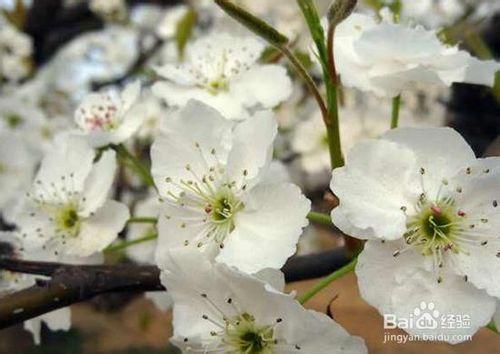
[298,257,357,304]
[390,95,401,129]
[104,232,158,253]
[127,216,157,224]
[113,144,155,187]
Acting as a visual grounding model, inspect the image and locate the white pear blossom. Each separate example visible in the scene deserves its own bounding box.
[334,12,500,97]
[330,127,500,342]
[14,135,129,258]
[74,81,142,147]
[160,250,368,354]
[49,26,139,99]
[0,21,32,82]
[0,133,37,215]
[152,33,292,120]
[151,100,310,274]
[0,95,73,154]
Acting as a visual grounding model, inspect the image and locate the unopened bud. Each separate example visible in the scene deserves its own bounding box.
[214,0,289,47]
[327,0,357,27]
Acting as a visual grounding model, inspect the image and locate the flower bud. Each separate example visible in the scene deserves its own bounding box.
[327,0,357,27]
[214,0,289,47]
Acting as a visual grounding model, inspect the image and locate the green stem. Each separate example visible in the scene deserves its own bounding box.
[390,95,401,129]
[127,217,157,224]
[298,257,357,304]
[281,46,329,123]
[114,144,155,187]
[465,30,493,60]
[487,321,498,334]
[307,211,333,227]
[104,233,158,253]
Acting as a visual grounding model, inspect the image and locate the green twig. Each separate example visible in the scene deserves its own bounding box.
[298,257,357,304]
[307,211,333,227]
[105,232,158,253]
[390,95,401,129]
[114,144,155,187]
[297,0,344,169]
[127,217,157,224]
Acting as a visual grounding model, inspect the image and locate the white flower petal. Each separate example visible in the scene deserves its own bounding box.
[216,183,310,273]
[151,100,233,196]
[383,127,476,195]
[331,139,420,240]
[120,80,141,111]
[357,240,496,343]
[152,81,248,120]
[80,150,117,216]
[451,241,500,298]
[226,110,277,189]
[232,65,293,108]
[66,200,129,257]
[35,134,94,192]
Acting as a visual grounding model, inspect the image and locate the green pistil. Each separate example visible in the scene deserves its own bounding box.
[223,313,275,354]
[5,113,23,128]
[55,204,81,236]
[210,187,242,229]
[406,198,462,255]
[207,78,229,95]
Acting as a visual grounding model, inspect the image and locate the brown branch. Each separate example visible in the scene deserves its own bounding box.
[0,259,163,329]
[0,249,351,329]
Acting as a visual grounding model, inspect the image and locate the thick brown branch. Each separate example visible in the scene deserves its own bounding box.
[0,249,351,329]
[0,259,163,329]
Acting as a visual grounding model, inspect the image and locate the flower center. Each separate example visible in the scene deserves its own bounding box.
[163,144,250,249]
[54,203,81,236]
[4,113,23,128]
[209,187,241,225]
[222,313,275,354]
[207,77,229,95]
[78,96,120,132]
[405,196,462,256]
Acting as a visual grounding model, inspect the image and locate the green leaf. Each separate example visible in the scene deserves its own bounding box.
[175,9,197,59]
[296,0,328,66]
[214,0,288,47]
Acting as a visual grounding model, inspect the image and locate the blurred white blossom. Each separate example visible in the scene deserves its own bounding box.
[153,33,292,120]
[334,11,500,97]
[74,81,142,147]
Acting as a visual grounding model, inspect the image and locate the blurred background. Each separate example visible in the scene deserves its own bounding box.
[0,0,499,353]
